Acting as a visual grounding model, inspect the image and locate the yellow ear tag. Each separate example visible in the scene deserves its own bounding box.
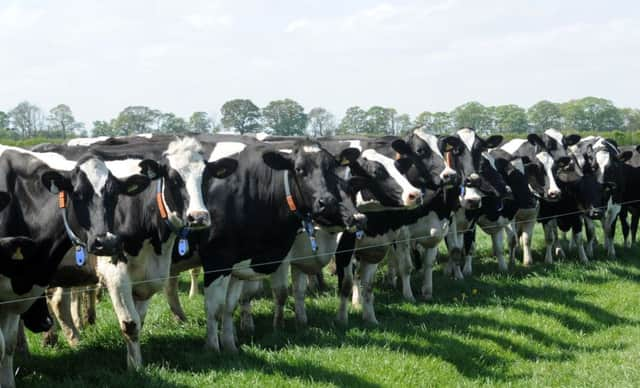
[13,247,24,260]
[445,144,453,152]
[340,159,350,166]
[216,168,227,177]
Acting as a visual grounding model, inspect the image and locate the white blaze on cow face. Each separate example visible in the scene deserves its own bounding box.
[457,128,476,152]
[413,130,456,181]
[510,158,525,174]
[361,149,421,206]
[500,138,528,156]
[78,158,110,197]
[209,142,246,162]
[544,128,564,147]
[595,149,611,178]
[340,140,362,151]
[460,186,482,209]
[164,138,209,222]
[303,145,321,153]
[536,151,561,198]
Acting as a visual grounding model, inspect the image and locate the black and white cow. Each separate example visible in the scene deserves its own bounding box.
[500,129,583,264]
[30,138,238,368]
[570,136,632,258]
[441,128,508,277]
[181,139,366,352]
[0,146,151,387]
[617,145,640,247]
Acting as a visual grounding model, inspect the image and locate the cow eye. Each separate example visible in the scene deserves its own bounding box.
[295,167,305,175]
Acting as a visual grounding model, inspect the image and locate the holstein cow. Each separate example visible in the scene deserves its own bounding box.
[570,136,632,258]
[30,138,238,368]
[500,129,583,264]
[442,128,509,277]
[0,147,150,387]
[167,139,365,352]
[617,145,640,247]
[330,130,463,326]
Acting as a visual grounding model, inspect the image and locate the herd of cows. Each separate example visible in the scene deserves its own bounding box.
[0,127,638,386]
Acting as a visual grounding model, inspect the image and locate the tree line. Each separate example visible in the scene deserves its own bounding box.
[1,97,639,141]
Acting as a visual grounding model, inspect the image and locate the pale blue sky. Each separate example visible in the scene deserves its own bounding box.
[1,0,639,126]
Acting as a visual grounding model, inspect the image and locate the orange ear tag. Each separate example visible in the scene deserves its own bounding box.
[286,195,297,212]
[58,192,66,209]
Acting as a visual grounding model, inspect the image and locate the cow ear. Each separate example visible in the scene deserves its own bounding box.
[139,159,163,180]
[493,158,509,173]
[348,176,369,192]
[395,157,413,174]
[527,134,546,149]
[606,138,619,149]
[484,135,503,149]
[636,145,640,154]
[262,151,294,171]
[206,157,238,179]
[391,139,412,155]
[524,162,540,175]
[338,148,361,166]
[41,171,72,194]
[618,151,633,163]
[440,136,461,153]
[118,175,150,196]
[0,236,36,260]
[564,134,581,147]
[0,192,10,212]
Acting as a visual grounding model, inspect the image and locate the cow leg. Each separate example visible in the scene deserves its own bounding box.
[395,242,416,302]
[584,217,596,259]
[15,321,28,357]
[359,261,379,325]
[221,277,243,354]
[98,260,143,369]
[552,223,565,259]
[520,218,535,267]
[605,204,621,258]
[462,228,477,276]
[189,268,201,298]
[70,289,85,330]
[84,288,97,325]
[420,245,438,301]
[0,313,20,388]
[505,222,517,267]
[271,262,290,330]
[291,266,309,326]
[351,261,361,308]
[47,287,80,347]
[336,258,354,325]
[164,274,188,322]
[385,254,398,289]
[620,207,631,248]
[444,227,463,279]
[572,219,588,263]
[239,280,262,334]
[491,227,507,272]
[543,222,555,264]
[631,209,640,245]
[204,274,230,352]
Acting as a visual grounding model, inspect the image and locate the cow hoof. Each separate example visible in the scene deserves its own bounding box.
[42,332,58,347]
[403,295,416,303]
[173,313,188,323]
[363,318,379,326]
[420,293,433,302]
[296,317,308,328]
[498,264,508,273]
[204,341,221,353]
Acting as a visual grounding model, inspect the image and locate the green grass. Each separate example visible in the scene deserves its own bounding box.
[17,225,640,387]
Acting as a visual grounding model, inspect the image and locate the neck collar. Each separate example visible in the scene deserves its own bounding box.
[58,192,87,266]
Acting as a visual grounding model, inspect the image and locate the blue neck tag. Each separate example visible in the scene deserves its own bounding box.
[178,238,189,256]
[75,246,86,266]
[355,230,365,240]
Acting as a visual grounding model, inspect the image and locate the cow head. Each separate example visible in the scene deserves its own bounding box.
[527,131,582,201]
[139,137,238,230]
[447,128,507,210]
[345,152,408,209]
[262,140,366,231]
[392,129,462,193]
[41,155,151,255]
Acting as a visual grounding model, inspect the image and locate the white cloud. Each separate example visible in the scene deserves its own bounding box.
[285,18,309,33]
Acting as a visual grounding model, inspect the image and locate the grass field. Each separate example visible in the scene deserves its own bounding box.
[17,224,640,387]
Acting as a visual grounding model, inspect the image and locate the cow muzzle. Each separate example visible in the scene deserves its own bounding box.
[186,210,211,229]
[345,212,367,232]
[89,233,122,256]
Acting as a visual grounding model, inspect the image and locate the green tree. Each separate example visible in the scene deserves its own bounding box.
[158,113,189,134]
[366,106,395,134]
[9,101,44,138]
[338,106,368,135]
[92,120,116,137]
[307,107,336,137]
[414,111,452,134]
[262,99,308,136]
[392,113,412,135]
[451,102,492,131]
[0,111,8,130]
[493,104,529,133]
[48,104,82,139]
[621,108,640,132]
[112,106,159,135]
[189,111,212,133]
[560,97,622,132]
[220,99,262,134]
[528,100,563,132]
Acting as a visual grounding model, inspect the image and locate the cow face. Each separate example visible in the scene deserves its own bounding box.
[263,141,366,230]
[346,156,407,208]
[41,156,151,255]
[393,130,461,192]
[449,128,507,210]
[140,138,238,230]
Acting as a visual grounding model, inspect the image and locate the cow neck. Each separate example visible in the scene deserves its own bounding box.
[155,178,190,256]
[283,169,318,252]
[57,191,87,266]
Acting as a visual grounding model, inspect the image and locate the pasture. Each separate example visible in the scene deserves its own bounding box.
[17,224,640,387]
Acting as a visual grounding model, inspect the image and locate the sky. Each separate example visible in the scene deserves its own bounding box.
[1,0,639,126]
